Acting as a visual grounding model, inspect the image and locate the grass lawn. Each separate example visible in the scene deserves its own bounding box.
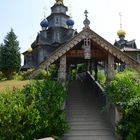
[0,80,31,92]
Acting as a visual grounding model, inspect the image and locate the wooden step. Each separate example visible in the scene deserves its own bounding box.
[63,80,117,140]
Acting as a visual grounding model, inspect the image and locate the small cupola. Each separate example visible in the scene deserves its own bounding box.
[27,47,33,53]
[117,29,126,38]
[66,18,74,28]
[40,18,49,30]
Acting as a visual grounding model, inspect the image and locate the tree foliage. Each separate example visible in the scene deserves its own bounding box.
[105,69,140,140]
[34,64,58,80]
[0,80,67,140]
[0,29,21,79]
[97,70,106,87]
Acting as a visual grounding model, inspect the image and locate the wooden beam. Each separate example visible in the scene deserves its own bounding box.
[66,50,107,59]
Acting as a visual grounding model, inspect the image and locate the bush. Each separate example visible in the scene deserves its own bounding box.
[48,64,58,80]
[33,65,58,80]
[0,89,41,140]
[0,80,67,140]
[0,71,6,80]
[22,68,34,79]
[70,69,77,81]
[23,80,68,138]
[13,72,24,80]
[105,69,140,140]
[34,69,47,80]
[97,70,106,87]
[77,64,86,73]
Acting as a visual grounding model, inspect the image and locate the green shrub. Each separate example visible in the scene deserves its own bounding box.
[22,68,34,79]
[13,72,24,80]
[0,89,42,140]
[0,71,6,80]
[34,69,47,79]
[77,64,86,73]
[70,69,77,81]
[33,65,58,80]
[97,70,106,87]
[69,64,86,81]
[48,64,58,79]
[116,104,140,140]
[23,80,68,138]
[105,69,140,140]
[0,80,67,139]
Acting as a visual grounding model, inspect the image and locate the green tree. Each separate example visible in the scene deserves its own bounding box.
[0,43,2,70]
[0,29,21,79]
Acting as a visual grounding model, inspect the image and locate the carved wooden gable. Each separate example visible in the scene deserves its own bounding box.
[29,28,140,78]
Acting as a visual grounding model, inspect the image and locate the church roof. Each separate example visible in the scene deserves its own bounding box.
[47,13,69,21]
[21,64,35,70]
[114,39,137,49]
[51,3,68,11]
[29,28,140,78]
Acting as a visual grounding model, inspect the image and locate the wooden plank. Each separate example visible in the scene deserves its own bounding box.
[66,50,107,59]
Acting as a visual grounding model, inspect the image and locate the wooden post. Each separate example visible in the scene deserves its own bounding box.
[89,59,93,74]
[106,54,114,81]
[87,60,91,71]
[94,60,98,81]
[104,59,108,78]
[58,55,67,82]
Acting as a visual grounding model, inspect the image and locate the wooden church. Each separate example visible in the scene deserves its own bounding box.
[22,0,140,80]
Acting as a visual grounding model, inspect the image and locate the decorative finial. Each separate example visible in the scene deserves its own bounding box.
[68,4,72,18]
[119,12,122,29]
[83,10,90,29]
[117,12,126,37]
[27,47,33,53]
[27,36,33,53]
[43,6,47,18]
[29,36,33,44]
[55,0,63,5]
[84,10,88,18]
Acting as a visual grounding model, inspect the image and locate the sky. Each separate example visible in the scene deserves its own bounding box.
[0,0,140,58]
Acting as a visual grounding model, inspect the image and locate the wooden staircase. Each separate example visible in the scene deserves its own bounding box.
[63,80,117,140]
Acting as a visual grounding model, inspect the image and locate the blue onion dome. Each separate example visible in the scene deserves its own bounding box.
[40,18,48,28]
[66,18,74,27]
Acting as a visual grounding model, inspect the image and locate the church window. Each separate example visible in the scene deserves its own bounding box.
[55,32,60,41]
[55,18,59,24]
[56,7,60,12]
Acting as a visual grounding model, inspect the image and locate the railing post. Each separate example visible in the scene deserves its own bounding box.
[94,61,98,81]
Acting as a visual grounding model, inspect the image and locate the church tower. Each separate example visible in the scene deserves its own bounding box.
[114,13,140,63]
[46,0,71,45]
[22,0,76,69]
